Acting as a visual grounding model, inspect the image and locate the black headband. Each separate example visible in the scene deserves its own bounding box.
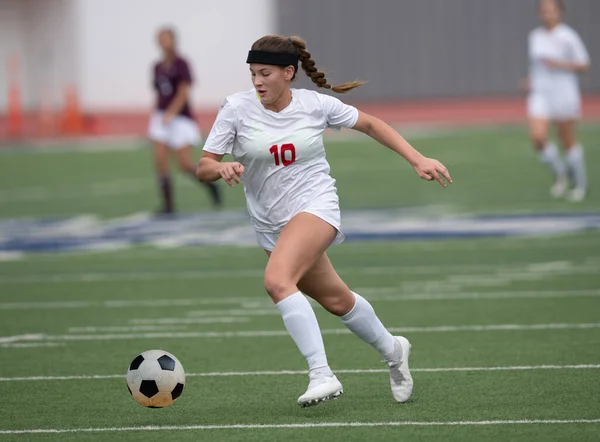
[247,50,299,73]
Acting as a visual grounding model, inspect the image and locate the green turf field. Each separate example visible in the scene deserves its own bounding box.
[1,125,599,441]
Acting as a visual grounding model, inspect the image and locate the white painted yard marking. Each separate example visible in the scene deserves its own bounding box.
[1,364,598,382]
[0,322,598,346]
[1,419,599,434]
[361,289,600,301]
[0,252,24,261]
[67,325,190,333]
[0,334,45,344]
[2,289,599,311]
[0,343,64,349]
[130,310,279,325]
[68,319,248,332]
[0,179,148,203]
[2,261,597,285]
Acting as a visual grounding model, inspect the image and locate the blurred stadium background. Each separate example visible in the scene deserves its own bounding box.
[0,1,599,441]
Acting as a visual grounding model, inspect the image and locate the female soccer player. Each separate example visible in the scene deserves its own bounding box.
[197,35,452,407]
[526,0,590,201]
[148,27,221,214]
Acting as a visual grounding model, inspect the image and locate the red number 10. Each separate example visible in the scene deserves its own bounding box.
[269,143,296,167]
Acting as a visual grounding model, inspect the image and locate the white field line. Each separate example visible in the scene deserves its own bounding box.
[1,419,600,434]
[0,334,45,344]
[0,343,64,349]
[0,252,24,262]
[363,288,600,301]
[25,239,600,263]
[1,364,598,382]
[2,261,597,284]
[0,178,148,203]
[1,322,598,345]
[130,310,279,324]
[2,289,599,311]
[26,241,599,266]
[67,319,250,333]
[67,325,191,333]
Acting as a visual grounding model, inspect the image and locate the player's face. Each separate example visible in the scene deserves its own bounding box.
[158,31,175,53]
[538,0,561,28]
[250,64,291,105]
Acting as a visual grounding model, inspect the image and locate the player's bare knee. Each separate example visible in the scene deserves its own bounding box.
[264,271,294,302]
[530,135,546,150]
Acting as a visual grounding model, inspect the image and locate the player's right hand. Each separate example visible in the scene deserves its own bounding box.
[219,162,245,187]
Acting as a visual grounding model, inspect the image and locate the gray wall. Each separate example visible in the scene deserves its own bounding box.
[278,0,598,101]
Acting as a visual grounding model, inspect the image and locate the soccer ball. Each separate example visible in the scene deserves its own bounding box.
[126,349,185,408]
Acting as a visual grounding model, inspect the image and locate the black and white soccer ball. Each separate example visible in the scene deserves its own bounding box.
[126,349,185,408]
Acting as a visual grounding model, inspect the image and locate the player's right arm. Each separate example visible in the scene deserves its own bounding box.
[196,99,244,186]
[197,152,244,186]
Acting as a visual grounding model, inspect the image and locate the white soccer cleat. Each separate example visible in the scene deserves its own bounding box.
[550,178,568,199]
[297,371,343,407]
[566,187,586,202]
[388,336,413,403]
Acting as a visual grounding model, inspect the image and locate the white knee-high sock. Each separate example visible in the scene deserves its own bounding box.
[566,144,587,190]
[540,142,567,180]
[276,292,331,374]
[341,292,397,362]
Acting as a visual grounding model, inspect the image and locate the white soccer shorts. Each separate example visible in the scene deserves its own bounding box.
[148,112,201,149]
[527,91,581,121]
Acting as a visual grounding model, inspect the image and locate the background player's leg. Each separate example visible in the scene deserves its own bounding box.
[557,120,587,202]
[175,145,222,208]
[153,141,173,214]
[529,118,567,197]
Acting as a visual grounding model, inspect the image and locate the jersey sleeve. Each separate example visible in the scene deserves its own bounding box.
[318,93,359,130]
[203,99,237,155]
[568,30,590,64]
[178,59,193,84]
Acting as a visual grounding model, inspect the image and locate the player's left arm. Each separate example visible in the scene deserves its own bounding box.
[352,111,452,187]
[164,82,191,121]
[543,59,590,72]
[544,32,591,73]
[164,60,194,123]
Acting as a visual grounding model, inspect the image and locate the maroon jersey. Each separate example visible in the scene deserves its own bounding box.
[153,56,193,118]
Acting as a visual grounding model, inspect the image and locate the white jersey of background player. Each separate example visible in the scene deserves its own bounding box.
[526,0,591,202]
[198,35,451,407]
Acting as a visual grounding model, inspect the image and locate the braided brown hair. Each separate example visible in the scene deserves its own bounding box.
[250,35,365,94]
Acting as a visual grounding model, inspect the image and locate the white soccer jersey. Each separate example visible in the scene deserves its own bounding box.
[203,88,359,233]
[528,24,590,94]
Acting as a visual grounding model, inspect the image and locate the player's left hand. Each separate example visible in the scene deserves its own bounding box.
[162,113,175,125]
[413,157,452,187]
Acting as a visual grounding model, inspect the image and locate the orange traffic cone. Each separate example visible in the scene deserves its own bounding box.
[7,82,22,138]
[6,55,22,138]
[61,85,84,135]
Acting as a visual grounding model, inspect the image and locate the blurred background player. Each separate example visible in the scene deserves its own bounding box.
[148,27,221,214]
[526,0,591,202]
